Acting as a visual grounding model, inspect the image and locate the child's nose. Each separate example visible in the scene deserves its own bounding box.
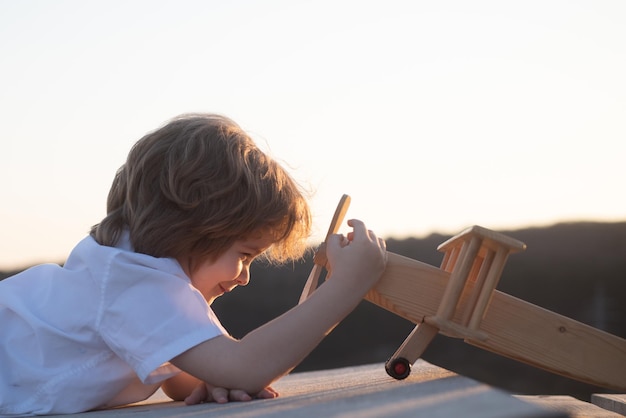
[235,267,250,286]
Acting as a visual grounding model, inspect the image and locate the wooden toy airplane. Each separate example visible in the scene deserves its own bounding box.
[299,195,626,392]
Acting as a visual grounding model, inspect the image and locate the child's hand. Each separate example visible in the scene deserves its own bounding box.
[184,382,278,405]
[325,219,387,289]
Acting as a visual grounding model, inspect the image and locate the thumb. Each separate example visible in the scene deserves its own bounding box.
[184,383,208,405]
[326,233,348,250]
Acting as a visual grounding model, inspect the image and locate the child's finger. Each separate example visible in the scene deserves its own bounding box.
[211,387,230,403]
[326,232,348,249]
[227,389,252,402]
[347,219,375,241]
[346,219,366,233]
[184,383,208,405]
[256,386,279,399]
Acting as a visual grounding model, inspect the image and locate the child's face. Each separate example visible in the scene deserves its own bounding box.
[180,232,275,304]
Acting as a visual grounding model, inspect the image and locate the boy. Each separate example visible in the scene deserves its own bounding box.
[0,114,387,416]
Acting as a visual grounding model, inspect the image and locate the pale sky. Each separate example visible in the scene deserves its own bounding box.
[1,0,625,270]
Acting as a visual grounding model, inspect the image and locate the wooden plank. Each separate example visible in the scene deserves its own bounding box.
[364,253,626,391]
[517,395,624,418]
[591,394,626,416]
[299,194,350,304]
[365,252,447,322]
[437,225,527,254]
[46,362,564,417]
[466,287,626,392]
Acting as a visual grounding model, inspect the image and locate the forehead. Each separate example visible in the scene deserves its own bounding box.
[237,230,276,252]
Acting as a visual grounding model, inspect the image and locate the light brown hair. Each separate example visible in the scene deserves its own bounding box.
[90,113,311,264]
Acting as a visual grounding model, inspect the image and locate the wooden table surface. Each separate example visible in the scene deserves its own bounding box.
[47,361,624,418]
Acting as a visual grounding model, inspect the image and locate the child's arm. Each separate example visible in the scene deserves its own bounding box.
[170,219,387,395]
[161,372,202,401]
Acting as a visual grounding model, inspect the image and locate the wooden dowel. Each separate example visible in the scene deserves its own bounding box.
[389,322,439,364]
[462,249,494,326]
[468,247,509,329]
[437,236,482,319]
[442,245,461,272]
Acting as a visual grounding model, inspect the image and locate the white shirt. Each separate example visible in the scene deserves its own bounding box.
[0,233,227,416]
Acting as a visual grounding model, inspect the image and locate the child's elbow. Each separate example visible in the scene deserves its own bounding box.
[170,336,278,396]
[161,372,201,401]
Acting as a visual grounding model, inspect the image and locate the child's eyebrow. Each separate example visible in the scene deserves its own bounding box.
[241,245,267,256]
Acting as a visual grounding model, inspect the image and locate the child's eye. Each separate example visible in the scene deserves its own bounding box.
[240,253,253,262]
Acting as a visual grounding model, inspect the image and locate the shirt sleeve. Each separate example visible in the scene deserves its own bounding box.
[97,250,228,383]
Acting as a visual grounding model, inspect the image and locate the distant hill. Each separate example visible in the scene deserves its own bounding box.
[2,221,625,399]
[0,268,23,281]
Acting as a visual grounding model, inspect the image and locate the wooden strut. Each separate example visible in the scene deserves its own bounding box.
[298,194,351,304]
[300,194,626,392]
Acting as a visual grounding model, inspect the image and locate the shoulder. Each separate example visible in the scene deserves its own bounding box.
[0,263,64,298]
[66,233,187,285]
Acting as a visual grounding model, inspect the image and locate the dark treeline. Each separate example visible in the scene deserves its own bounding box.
[2,221,625,400]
